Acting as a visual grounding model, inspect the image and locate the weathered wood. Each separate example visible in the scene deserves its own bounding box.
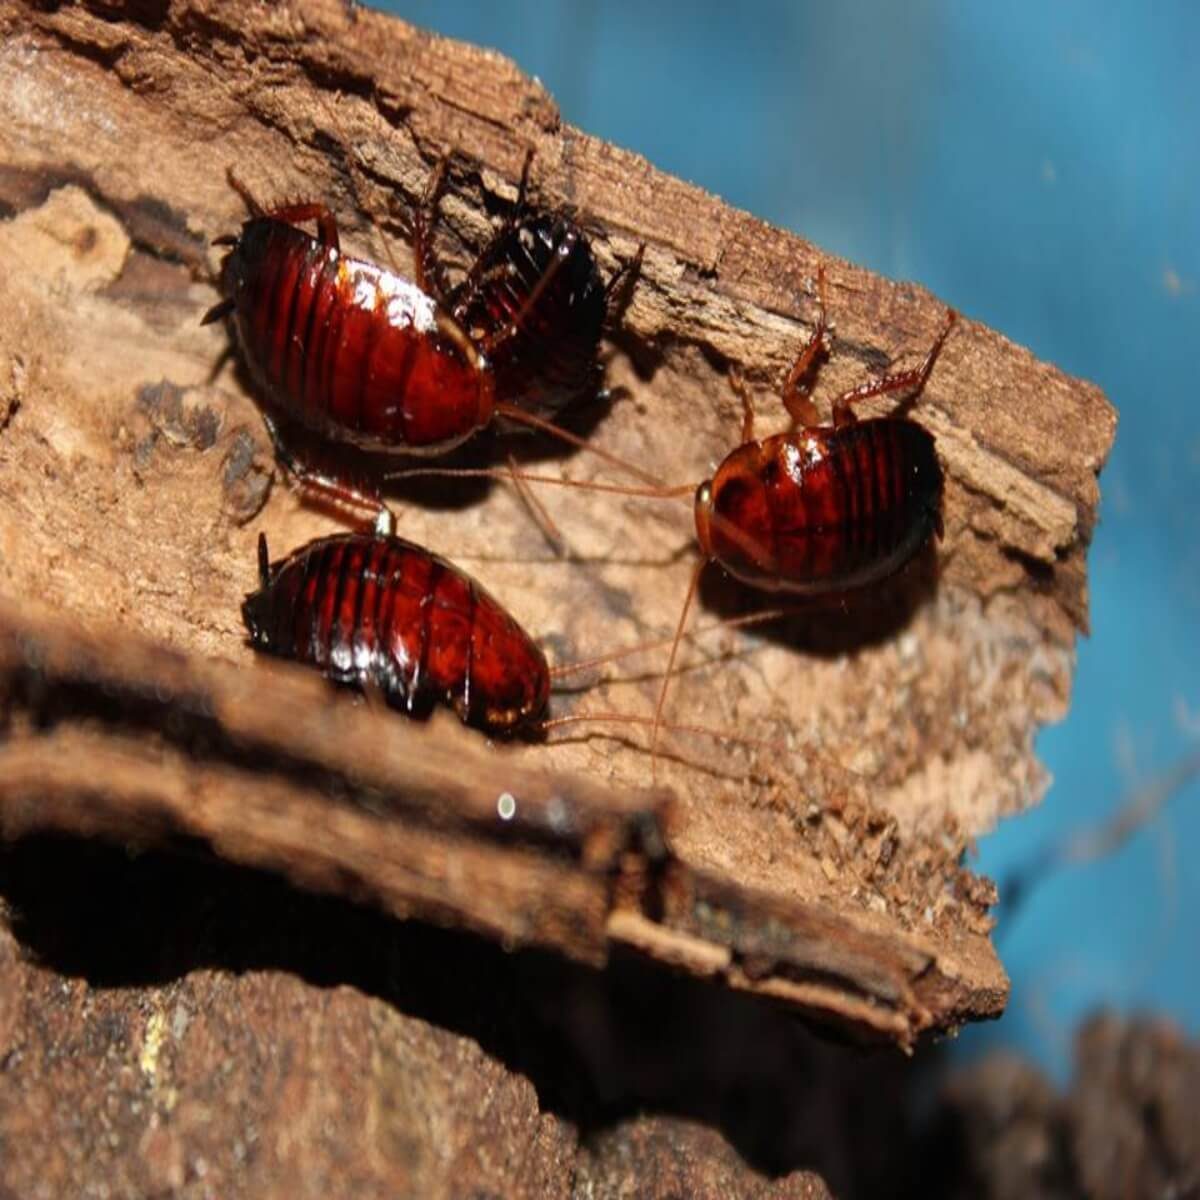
[0,597,1000,1043]
[0,0,1115,1192]
[0,0,1118,1022]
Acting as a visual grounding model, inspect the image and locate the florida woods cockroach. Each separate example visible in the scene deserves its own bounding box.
[244,528,550,735]
[203,161,650,520]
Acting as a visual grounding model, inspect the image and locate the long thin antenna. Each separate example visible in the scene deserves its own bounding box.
[385,462,694,501]
[547,603,803,680]
[493,402,664,488]
[539,709,791,758]
[650,558,706,785]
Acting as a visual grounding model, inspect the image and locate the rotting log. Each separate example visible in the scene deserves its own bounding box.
[0,1,1115,1195]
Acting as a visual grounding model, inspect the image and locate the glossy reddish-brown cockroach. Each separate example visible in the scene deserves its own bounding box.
[202,163,652,518]
[243,523,798,757]
[390,268,956,774]
[243,526,551,735]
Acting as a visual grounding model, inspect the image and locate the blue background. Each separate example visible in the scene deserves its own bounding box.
[376,1,1199,1080]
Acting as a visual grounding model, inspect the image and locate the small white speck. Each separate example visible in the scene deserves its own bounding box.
[497,792,517,821]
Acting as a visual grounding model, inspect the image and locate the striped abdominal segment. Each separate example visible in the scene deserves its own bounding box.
[242,533,549,735]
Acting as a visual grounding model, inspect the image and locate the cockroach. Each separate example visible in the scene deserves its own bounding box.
[244,526,551,735]
[202,163,651,519]
[390,269,956,774]
[443,154,642,421]
[244,523,798,761]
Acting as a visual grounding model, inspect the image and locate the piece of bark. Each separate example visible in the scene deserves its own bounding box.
[930,1014,1200,1198]
[0,596,994,1045]
[0,0,1116,1023]
[0,0,1115,1193]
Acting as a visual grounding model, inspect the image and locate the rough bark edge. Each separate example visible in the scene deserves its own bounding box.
[0,597,1000,1044]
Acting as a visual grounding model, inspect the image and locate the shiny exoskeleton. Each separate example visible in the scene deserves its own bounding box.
[656,270,955,775]
[694,418,943,594]
[448,206,638,421]
[691,270,954,596]
[203,166,651,516]
[205,200,494,455]
[243,531,550,735]
[389,270,957,777]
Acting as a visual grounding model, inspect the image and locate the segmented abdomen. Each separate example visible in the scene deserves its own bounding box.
[225,219,493,451]
[706,418,943,593]
[242,533,550,735]
[448,214,607,418]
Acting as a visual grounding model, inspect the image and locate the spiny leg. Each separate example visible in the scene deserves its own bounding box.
[728,368,757,444]
[447,150,537,317]
[513,148,535,219]
[780,265,830,428]
[830,307,958,428]
[260,412,393,530]
[266,202,340,251]
[485,147,536,244]
[225,168,340,249]
[411,156,452,302]
[603,243,645,325]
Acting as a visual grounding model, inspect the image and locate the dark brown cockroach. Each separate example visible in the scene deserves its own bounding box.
[390,268,956,774]
[444,154,642,422]
[202,164,651,519]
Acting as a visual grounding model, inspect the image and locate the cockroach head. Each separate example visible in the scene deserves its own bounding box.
[241,588,274,650]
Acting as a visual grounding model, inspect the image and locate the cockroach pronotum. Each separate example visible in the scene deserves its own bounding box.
[390,268,957,775]
[202,160,651,520]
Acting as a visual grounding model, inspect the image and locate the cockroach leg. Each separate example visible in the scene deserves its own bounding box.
[514,148,534,215]
[200,298,235,326]
[259,412,391,528]
[224,166,340,250]
[257,531,271,590]
[603,242,645,322]
[780,267,830,428]
[225,168,264,217]
[263,202,340,252]
[830,307,957,428]
[411,155,451,302]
